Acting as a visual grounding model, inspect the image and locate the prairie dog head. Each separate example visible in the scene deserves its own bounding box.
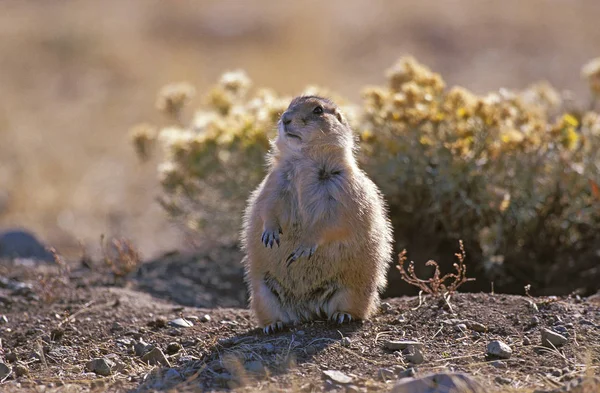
[276,96,353,154]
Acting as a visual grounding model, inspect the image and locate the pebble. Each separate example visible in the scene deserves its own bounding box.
[455,324,468,333]
[522,336,532,346]
[200,314,211,323]
[378,368,395,381]
[553,325,569,335]
[263,343,275,353]
[491,360,507,369]
[381,302,393,313]
[164,368,181,381]
[384,340,423,351]
[166,342,182,355]
[0,362,11,380]
[142,348,171,367]
[403,346,425,364]
[133,340,153,357]
[391,372,484,393]
[245,360,265,375]
[168,318,193,328]
[398,367,417,379]
[345,385,361,393]
[495,376,512,385]
[467,322,487,333]
[322,370,353,385]
[86,358,115,376]
[185,315,199,322]
[541,328,568,348]
[530,316,540,326]
[0,315,7,324]
[14,364,29,377]
[341,337,352,347]
[487,340,512,359]
[6,352,17,363]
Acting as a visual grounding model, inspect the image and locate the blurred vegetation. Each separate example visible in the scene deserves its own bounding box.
[133,56,600,294]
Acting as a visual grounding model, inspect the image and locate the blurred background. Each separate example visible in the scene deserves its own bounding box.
[1,0,599,260]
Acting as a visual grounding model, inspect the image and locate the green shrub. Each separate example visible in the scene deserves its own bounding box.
[132,58,600,292]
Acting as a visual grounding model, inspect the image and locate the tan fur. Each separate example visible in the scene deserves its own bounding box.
[241,96,393,332]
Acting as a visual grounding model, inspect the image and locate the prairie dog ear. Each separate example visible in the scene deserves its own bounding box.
[334,109,346,125]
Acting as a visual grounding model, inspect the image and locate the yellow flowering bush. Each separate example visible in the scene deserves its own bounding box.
[132,58,600,292]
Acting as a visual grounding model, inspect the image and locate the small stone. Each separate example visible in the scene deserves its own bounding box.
[6,352,17,363]
[164,368,181,380]
[345,385,361,393]
[378,368,395,381]
[541,328,568,348]
[86,358,115,376]
[263,343,275,353]
[149,317,167,328]
[403,347,425,364]
[467,322,487,333]
[0,362,11,380]
[0,315,7,324]
[550,368,562,377]
[168,318,193,328]
[487,340,512,359]
[305,346,317,356]
[398,367,417,379]
[530,316,540,326]
[111,322,124,332]
[553,325,569,335]
[322,370,353,385]
[491,360,507,369]
[579,319,596,327]
[455,323,468,333]
[341,337,351,347]
[166,342,182,355]
[185,315,199,322]
[133,340,152,357]
[50,328,64,341]
[200,314,211,323]
[245,360,265,374]
[296,330,305,336]
[14,364,29,377]
[391,372,484,393]
[141,347,171,367]
[522,336,532,346]
[384,340,423,351]
[495,376,511,385]
[381,302,393,313]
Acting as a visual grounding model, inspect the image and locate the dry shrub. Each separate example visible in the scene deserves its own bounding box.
[132,57,600,293]
[36,248,71,303]
[100,234,141,280]
[397,240,474,296]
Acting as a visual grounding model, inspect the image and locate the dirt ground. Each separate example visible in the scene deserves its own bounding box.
[1,251,599,393]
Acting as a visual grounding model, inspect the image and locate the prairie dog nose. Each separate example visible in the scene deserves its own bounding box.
[282,112,292,125]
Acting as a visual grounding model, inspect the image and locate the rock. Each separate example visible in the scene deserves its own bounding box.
[523,336,532,346]
[168,318,193,328]
[110,322,124,332]
[0,315,7,324]
[245,360,265,374]
[378,368,395,381]
[0,229,53,261]
[381,302,393,313]
[263,343,275,353]
[341,337,351,347]
[345,385,361,393]
[185,315,199,322]
[86,358,115,376]
[133,340,153,357]
[200,314,211,323]
[487,340,512,359]
[530,316,540,326]
[383,340,423,351]
[553,325,569,335]
[467,322,487,333]
[5,352,17,363]
[14,364,29,377]
[404,346,425,364]
[322,370,353,385]
[495,376,512,385]
[455,323,468,333]
[391,372,485,393]
[491,360,507,369]
[166,342,182,355]
[398,367,417,379]
[50,328,64,341]
[149,317,167,329]
[541,328,568,348]
[0,362,11,380]
[142,348,171,367]
[164,368,181,381]
[305,346,317,356]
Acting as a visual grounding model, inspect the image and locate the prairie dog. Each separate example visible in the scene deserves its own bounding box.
[241,96,393,334]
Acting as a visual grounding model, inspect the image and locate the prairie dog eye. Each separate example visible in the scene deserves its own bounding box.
[313,105,323,115]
